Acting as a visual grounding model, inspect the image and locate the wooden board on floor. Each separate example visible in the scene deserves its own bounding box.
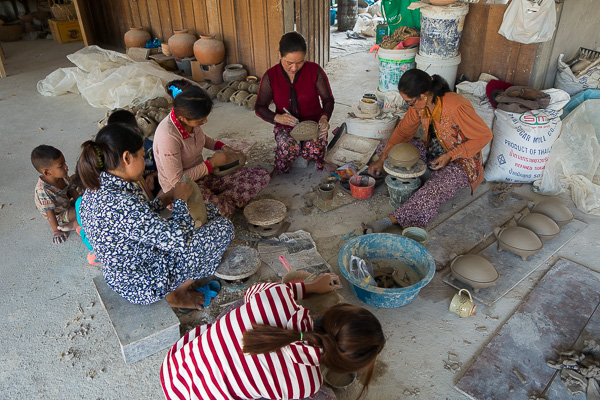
[455,258,600,400]
[304,185,356,213]
[426,193,529,270]
[442,219,588,305]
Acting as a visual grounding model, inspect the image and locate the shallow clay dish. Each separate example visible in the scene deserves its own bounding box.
[324,370,357,391]
[388,143,420,169]
[214,246,260,280]
[212,150,246,177]
[514,212,560,242]
[527,200,573,227]
[244,199,287,226]
[494,226,543,261]
[450,254,499,293]
[290,120,319,142]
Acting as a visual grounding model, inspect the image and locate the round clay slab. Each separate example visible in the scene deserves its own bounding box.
[384,158,427,178]
[244,199,287,226]
[214,246,260,280]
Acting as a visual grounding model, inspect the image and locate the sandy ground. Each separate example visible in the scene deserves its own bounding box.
[1,38,599,400]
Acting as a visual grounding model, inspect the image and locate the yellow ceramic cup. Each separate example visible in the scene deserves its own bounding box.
[449,289,477,318]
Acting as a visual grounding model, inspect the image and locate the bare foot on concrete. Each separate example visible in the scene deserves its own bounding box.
[165,279,206,310]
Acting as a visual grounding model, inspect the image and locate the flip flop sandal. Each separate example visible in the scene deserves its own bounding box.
[86,251,100,265]
[178,280,222,313]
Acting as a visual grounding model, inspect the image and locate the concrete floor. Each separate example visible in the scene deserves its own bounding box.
[1,39,599,400]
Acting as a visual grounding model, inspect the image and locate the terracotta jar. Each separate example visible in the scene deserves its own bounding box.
[193,34,225,65]
[168,29,196,58]
[124,27,151,48]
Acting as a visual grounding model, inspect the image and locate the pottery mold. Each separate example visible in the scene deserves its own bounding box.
[527,200,573,226]
[290,121,320,142]
[494,226,543,261]
[388,143,420,169]
[450,254,499,292]
[212,150,246,177]
[514,212,560,242]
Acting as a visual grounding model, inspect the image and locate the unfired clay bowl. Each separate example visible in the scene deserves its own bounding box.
[494,226,543,261]
[514,212,560,242]
[290,120,319,142]
[450,254,499,293]
[212,150,246,177]
[388,143,420,169]
[527,200,573,227]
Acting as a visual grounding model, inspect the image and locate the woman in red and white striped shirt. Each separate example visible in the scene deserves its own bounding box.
[161,273,385,400]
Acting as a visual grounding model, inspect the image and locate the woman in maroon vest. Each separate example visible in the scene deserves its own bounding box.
[255,32,335,174]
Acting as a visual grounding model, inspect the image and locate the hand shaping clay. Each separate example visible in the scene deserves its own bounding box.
[181,174,207,227]
[212,150,246,177]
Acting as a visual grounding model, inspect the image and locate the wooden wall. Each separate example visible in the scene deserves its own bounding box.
[76,0,330,78]
[457,2,537,86]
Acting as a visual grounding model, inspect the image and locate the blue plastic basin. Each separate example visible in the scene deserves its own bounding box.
[337,233,435,308]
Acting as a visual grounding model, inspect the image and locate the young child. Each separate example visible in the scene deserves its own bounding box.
[107,109,159,199]
[31,145,80,244]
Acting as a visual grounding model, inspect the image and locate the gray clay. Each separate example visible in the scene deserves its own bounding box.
[388,143,420,169]
[494,226,543,261]
[181,174,207,227]
[450,254,499,292]
[290,121,319,142]
[514,212,560,242]
[527,200,573,226]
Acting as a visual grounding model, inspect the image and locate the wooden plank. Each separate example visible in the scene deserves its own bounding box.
[116,0,133,48]
[127,0,142,28]
[455,258,600,399]
[147,0,164,41]
[251,0,269,76]
[205,0,223,54]
[235,0,253,72]
[513,42,537,86]
[168,0,183,31]
[0,43,6,78]
[137,0,152,35]
[219,0,238,66]
[157,0,173,43]
[456,3,489,82]
[73,0,95,46]
[180,0,197,35]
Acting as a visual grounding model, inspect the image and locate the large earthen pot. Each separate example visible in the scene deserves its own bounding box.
[124,27,150,48]
[168,29,196,58]
[193,34,225,65]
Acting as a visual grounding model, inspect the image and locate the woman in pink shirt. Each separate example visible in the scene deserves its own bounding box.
[161,273,386,400]
[154,80,270,218]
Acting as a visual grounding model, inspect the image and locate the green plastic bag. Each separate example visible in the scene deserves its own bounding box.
[382,0,421,32]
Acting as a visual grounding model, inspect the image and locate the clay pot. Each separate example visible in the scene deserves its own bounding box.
[230,90,250,105]
[248,82,260,94]
[124,27,151,48]
[193,34,225,65]
[168,29,196,58]
[514,212,560,242]
[290,121,320,142]
[388,143,420,169]
[205,84,222,100]
[212,150,247,177]
[527,200,573,227]
[450,254,499,293]
[494,226,543,261]
[223,64,248,83]
[161,43,171,56]
[217,86,237,102]
[243,94,257,110]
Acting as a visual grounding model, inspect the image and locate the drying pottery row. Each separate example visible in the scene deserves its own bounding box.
[97,97,170,138]
[495,199,573,261]
[213,77,260,111]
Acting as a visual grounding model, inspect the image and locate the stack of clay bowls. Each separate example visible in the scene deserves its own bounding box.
[494,199,573,261]
[388,143,420,169]
[290,121,319,142]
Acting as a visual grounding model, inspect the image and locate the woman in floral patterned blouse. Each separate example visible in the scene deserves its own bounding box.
[77,123,234,309]
[364,69,493,234]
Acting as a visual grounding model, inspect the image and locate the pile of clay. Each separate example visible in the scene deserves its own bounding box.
[546,339,600,397]
[97,97,171,138]
[371,259,421,289]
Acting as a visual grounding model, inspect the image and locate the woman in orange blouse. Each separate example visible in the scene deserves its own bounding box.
[363,69,493,233]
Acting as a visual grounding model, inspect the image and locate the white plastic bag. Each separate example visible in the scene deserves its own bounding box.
[484,89,570,183]
[534,99,600,215]
[498,0,556,44]
[349,256,376,286]
[554,54,600,96]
